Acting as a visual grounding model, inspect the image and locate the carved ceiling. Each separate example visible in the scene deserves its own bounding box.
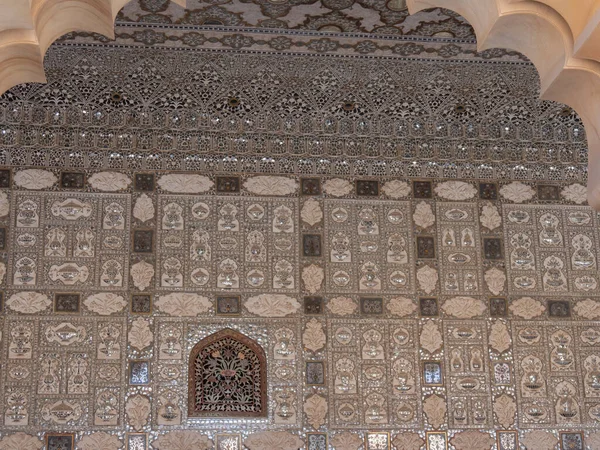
[112,0,475,37]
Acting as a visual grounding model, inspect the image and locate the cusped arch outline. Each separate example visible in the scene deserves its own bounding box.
[407,0,600,208]
[0,0,185,94]
[188,328,267,418]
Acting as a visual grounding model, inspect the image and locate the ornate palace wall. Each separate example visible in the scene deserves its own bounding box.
[0,47,598,450]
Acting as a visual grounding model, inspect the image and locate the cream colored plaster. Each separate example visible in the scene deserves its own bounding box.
[408,0,600,208]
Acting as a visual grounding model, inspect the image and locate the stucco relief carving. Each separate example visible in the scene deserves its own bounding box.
[450,431,495,450]
[509,297,546,319]
[500,182,535,203]
[330,432,363,450]
[521,430,558,450]
[130,260,155,291]
[387,297,417,317]
[493,394,516,429]
[302,264,324,294]
[244,176,297,196]
[84,293,126,315]
[304,394,328,430]
[392,433,425,450]
[417,265,438,294]
[323,178,353,197]
[420,321,442,354]
[413,201,435,229]
[245,294,300,317]
[0,433,42,450]
[423,394,446,429]
[133,194,155,222]
[152,431,212,450]
[14,170,57,190]
[244,431,304,450]
[382,180,411,199]
[326,297,357,316]
[88,171,131,191]
[561,183,587,204]
[77,432,122,450]
[442,296,486,318]
[574,298,600,319]
[301,198,323,226]
[6,292,51,314]
[489,321,511,354]
[484,267,506,295]
[0,191,8,217]
[128,318,153,351]
[303,318,326,352]
[480,204,501,231]
[157,174,213,193]
[434,181,477,200]
[126,395,151,431]
[155,293,211,317]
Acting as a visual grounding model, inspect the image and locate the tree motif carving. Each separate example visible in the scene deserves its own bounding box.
[188,329,267,417]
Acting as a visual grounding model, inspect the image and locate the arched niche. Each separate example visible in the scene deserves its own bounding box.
[188,328,267,418]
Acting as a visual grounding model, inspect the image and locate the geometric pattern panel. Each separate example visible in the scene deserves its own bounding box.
[1,169,599,449]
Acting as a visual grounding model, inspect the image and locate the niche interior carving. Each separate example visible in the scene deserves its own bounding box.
[188,328,267,418]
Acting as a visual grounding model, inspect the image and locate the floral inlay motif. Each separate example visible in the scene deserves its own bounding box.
[323,178,353,197]
[500,182,535,203]
[88,171,131,191]
[434,181,477,200]
[243,176,297,196]
[188,329,266,417]
[561,183,587,204]
[14,169,57,190]
[382,180,411,199]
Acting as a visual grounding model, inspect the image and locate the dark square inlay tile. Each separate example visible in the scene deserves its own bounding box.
[479,182,498,200]
[413,181,432,198]
[0,227,6,250]
[133,230,154,253]
[303,234,322,257]
[356,180,379,196]
[134,173,155,191]
[537,184,560,201]
[131,294,152,314]
[306,361,326,385]
[360,297,383,315]
[129,360,150,385]
[419,297,439,316]
[47,434,74,450]
[489,297,507,317]
[548,300,571,317]
[560,432,583,450]
[307,434,327,450]
[416,236,436,259]
[0,169,10,188]
[217,296,240,315]
[422,360,443,386]
[304,296,323,314]
[60,172,84,189]
[216,176,240,193]
[301,178,321,196]
[483,238,503,260]
[54,293,80,313]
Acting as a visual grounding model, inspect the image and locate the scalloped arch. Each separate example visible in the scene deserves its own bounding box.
[0,0,185,94]
[408,0,600,209]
